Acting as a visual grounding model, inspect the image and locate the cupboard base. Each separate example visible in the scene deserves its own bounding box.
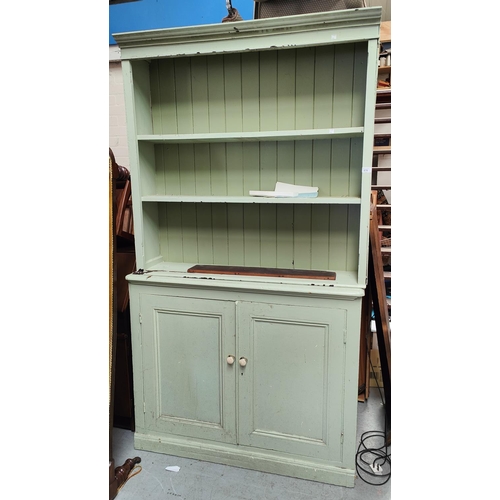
[133,431,356,487]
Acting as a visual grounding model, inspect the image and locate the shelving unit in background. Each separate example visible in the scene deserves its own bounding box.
[374,19,391,306]
[359,20,391,402]
[372,20,391,389]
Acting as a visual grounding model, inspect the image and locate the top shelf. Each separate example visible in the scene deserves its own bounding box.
[138,128,364,144]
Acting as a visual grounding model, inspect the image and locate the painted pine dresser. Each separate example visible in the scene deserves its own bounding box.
[114,6,381,487]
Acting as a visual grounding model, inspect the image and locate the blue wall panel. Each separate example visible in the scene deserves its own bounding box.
[110,0,255,45]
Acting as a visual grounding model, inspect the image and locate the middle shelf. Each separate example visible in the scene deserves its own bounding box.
[137,127,364,144]
[141,195,362,204]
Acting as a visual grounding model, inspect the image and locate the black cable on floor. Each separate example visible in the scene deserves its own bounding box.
[356,429,391,485]
[355,352,391,486]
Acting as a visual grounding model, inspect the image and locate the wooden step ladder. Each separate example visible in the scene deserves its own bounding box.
[358,85,392,403]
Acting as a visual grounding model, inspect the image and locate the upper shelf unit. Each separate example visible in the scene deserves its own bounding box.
[115,8,382,289]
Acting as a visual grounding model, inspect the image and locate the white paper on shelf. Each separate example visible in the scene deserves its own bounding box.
[249,190,300,198]
[275,182,318,194]
[249,182,318,198]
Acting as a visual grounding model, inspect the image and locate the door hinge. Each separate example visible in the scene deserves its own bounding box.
[340,432,344,444]
[143,401,146,414]
[343,329,347,344]
[139,313,142,324]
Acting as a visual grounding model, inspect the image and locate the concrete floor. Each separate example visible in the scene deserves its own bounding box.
[112,389,390,500]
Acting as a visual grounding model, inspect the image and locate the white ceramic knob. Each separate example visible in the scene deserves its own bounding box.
[227,355,235,365]
[239,357,247,367]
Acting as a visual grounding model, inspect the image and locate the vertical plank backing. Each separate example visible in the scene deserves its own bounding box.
[161,144,181,195]
[351,43,367,128]
[277,141,295,185]
[142,201,161,266]
[156,59,177,134]
[312,139,331,197]
[227,204,244,266]
[242,143,260,196]
[210,143,227,196]
[311,205,330,270]
[348,137,363,198]
[294,140,313,188]
[181,204,198,263]
[207,54,226,133]
[295,48,315,130]
[330,138,351,197]
[259,50,278,131]
[211,205,229,265]
[260,205,277,267]
[243,204,261,267]
[276,204,294,268]
[194,143,211,195]
[224,53,243,132]
[174,58,194,134]
[313,45,334,129]
[332,44,354,128]
[162,203,183,262]
[196,204,214,263]
[190,56,210,133]
[277,49,296,130]
[241,52,260,132]
[150,61,161,134]
[292,205,312,269]
[157,202,358,272]
[137,142,157,197]
[346,205,361,272]
[328,205,348,270]
[154,144,166,196]
[178,144,195,195]
[226,143,244,195]
[131,60,153,136]
[259,142,278,191]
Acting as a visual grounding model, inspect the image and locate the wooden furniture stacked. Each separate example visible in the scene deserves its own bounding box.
[109,151,140,500]
[109,151,118,500]
[109,149,137,431]
[115,7,381,487]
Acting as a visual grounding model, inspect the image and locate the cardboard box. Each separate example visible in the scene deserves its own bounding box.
[369,349,384,388]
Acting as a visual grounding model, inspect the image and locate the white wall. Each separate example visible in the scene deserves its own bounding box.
[109,47,129,169]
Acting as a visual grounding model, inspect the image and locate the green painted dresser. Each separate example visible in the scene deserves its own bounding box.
[115,6,381,487]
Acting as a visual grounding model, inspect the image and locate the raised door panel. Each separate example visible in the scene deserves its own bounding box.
[140,293,237,444]
[237,301,346,462]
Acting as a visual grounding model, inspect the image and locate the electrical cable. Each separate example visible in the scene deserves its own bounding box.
[355,349,391,486]
[356,430,391,486]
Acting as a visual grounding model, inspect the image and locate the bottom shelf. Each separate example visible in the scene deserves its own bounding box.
[127,261,364,297]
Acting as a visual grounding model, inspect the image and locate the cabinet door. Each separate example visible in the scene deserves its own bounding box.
[237,301,347,462]
[140,293,237,444]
